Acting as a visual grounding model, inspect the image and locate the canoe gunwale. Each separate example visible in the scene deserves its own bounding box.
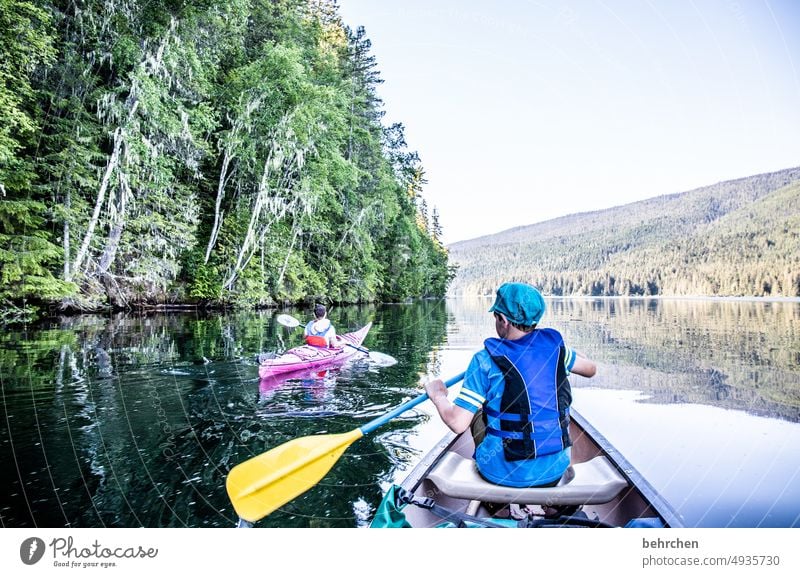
[570,409,684,528]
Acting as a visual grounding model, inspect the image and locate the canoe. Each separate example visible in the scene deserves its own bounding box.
[371,407,684,528]
[258,322,372,379]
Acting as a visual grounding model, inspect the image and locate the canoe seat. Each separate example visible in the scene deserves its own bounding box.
[427,453,628,506]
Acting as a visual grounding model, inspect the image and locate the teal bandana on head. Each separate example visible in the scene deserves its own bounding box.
[488,282,546,326]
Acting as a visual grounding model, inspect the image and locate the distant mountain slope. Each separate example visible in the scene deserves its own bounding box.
[448,167,800,297]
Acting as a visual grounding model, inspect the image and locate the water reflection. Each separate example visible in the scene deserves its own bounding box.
[0,302,450,528]
[1,297,798,528]
[446,297,800,421]
[441,297,800,527]
[574,389,800,528]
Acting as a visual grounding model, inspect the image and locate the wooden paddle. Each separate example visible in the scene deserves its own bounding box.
[275,313,397,367]
[226,371,466,523]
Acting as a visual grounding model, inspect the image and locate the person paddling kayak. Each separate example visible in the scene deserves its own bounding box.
[304,304,342,348]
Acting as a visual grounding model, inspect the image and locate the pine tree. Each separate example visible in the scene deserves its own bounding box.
[0,0,73,319]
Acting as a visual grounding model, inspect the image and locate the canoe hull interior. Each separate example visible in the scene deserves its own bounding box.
[383,409,683,528]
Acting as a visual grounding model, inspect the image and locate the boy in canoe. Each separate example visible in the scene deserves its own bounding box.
[425,282,596,490]
[304,304,342,348]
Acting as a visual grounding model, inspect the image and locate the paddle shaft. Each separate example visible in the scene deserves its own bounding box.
[360,372,466,435]
[279,314,368,352]
[344,342,369,355]
[285,318,351,349]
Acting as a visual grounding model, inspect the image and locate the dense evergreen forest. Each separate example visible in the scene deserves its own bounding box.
[0,0,453,322]
[449,167,800,297]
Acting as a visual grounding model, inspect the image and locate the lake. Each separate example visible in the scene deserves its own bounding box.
[1,298,798,528]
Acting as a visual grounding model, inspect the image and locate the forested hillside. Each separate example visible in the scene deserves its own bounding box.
[0,0,452,322]
[449,167,800,297]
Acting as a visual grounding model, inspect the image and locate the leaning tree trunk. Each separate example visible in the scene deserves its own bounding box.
[69,115,133,280]
[204,149,233,264]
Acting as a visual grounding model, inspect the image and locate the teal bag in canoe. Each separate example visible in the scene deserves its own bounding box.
[371,485,512,528]
[371,485,413,528]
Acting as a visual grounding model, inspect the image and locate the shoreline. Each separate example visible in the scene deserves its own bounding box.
[446,294,800,303]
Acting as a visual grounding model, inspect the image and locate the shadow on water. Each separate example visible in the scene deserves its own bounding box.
[0,302,449,528]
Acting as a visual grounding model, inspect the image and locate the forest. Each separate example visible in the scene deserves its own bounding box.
[0,0,453,322]
[449,167,800,298]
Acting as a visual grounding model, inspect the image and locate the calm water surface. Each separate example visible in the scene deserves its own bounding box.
[1,298,798,528]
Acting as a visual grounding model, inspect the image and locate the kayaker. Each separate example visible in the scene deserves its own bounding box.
[304,304,341,348]
[424,282,596,494]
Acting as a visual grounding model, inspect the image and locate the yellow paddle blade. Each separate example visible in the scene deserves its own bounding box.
[226,428,364,523]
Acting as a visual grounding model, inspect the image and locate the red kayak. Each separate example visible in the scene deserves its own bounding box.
[258,323,372,379]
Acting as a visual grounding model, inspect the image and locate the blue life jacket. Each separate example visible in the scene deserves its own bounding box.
[305,320,331,347]
[483,328,572,461]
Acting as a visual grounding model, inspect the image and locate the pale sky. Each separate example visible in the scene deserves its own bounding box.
[337,0,800,244]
